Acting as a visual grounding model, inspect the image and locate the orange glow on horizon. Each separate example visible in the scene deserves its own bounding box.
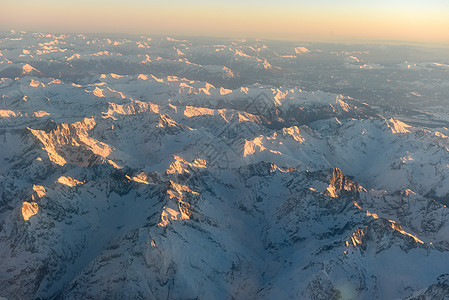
[1,1,448,46]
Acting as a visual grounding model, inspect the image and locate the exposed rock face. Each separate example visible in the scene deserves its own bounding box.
[324,168,363,197]
[22,201,39,221]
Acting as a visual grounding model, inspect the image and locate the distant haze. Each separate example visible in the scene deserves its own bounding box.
[1,0,449,46]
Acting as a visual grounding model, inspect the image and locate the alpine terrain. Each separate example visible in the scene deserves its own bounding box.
[1,30,449,299]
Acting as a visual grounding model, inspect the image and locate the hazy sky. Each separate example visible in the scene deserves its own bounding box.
[1,0,449,45]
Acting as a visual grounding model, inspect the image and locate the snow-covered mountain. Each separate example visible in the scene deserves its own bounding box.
[1,31,449,299]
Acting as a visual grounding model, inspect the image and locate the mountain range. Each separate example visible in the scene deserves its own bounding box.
[1,30,449,299]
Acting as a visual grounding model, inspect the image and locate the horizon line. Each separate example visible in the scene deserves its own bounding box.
[2,28,449,50]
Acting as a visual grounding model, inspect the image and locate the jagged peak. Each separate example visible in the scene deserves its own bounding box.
[28,117,115,167]
[244,136,266,157]
[167,180,199,200]
[22,201,38,221]
[158,180,198,227]
[386,117,412,134]
[220,87,232,95]
[0,110,20,117]
[30,78,45,88]
[324,168,363,198]
[22,184,46,221]
[86,86,126,99]
[295,46,310,54]
[103,101,158,119]
[32,184,46,198]
[222,66,235,78]
[184,106,215,118]
[236,111,263,124]
[56,176,84,187]
[345,218,426,256]
[389,220,424,244]
[166,155,207,175]
[157,113,179,128]
[125,172,150,184]
[282,126,305,142]
[22,64,39,74]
